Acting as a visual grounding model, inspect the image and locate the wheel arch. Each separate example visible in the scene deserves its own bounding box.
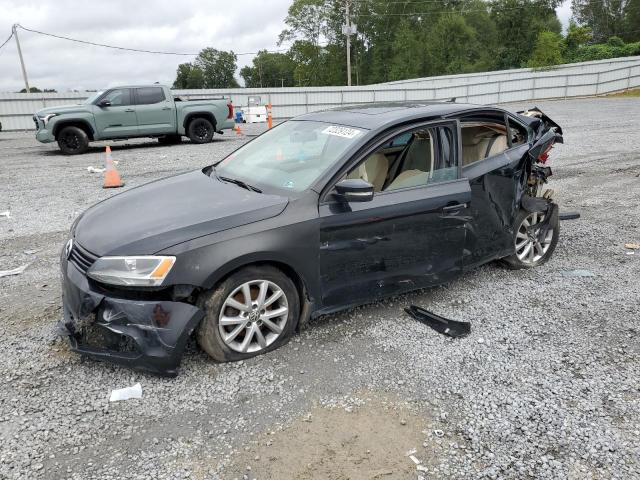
[183,112,217,131]
[53,119,95,141]
[199,256,314,330]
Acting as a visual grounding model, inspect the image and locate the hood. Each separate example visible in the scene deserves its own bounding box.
[75,170,288,256]
[35,104,88,116]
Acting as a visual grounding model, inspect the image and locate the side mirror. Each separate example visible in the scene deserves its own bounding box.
[334,178,374,203]
[99,99,112,107]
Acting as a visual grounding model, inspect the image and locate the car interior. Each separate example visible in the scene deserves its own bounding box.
[347,128,458,193]
[459,122,509,166]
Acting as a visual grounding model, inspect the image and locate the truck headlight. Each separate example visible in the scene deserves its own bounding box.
[87,256,175,287]
[38,113,58,125]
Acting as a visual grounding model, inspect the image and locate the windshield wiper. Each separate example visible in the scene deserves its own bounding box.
[219,175,262,193]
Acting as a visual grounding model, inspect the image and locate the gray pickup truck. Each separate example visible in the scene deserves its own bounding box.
[33,85,235,154]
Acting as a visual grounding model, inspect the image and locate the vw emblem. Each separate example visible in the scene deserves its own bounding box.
[65,239,74,259]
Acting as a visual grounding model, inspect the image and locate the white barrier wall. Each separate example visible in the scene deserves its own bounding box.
[1,56,639,131]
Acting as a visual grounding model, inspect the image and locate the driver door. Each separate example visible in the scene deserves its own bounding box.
[92,88,138,138]
[318,122,471,308]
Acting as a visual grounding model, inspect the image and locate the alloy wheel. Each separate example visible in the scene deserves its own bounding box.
[194,122,210,141]
[515,211,554,265]
[218,280,289,353]
[61,132,80,150]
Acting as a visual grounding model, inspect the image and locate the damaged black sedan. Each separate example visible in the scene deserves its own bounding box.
[59,102,563,375]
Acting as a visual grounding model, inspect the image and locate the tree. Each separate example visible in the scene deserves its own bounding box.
[425,14,485,76]
[573,0,639,43]
[528,31,564,68]
[564,20,593,56]
[240,51,296,87]
[490,0,562,69]
[172,48,239,89]
[18,86,42,93]
[173,63,206,89]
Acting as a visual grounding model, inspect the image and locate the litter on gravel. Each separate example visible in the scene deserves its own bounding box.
[624,243,640,250]
[109,383,143,402]
[0,211,10,218]
[561,269,595,277]
[0,264,29,278]
[87,166,106,174]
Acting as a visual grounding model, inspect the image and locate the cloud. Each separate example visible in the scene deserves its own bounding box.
[0,0,292,91]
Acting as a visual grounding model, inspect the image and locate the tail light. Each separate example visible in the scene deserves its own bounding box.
[538,145,553,164]
[227,102,234,119]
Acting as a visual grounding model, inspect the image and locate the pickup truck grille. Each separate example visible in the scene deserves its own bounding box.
[33,116,40,130]
[69,242,99,274]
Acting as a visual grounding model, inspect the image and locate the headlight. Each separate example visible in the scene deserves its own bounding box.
[87,256,176,287]
[38,113,58,125]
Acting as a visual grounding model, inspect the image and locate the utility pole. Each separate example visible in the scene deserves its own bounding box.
[345,0,352,86]
[12,24,30,93]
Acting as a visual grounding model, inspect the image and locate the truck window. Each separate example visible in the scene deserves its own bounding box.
[136,87,166,105]
[102,89,132,106]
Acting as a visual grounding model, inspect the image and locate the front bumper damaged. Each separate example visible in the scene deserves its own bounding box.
[59,257,204,376]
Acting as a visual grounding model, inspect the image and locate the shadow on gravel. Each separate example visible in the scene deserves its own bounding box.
[38,138,229,156]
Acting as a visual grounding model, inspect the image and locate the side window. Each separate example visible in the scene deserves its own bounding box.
[136,87,166,105]
[102,89,132,106]
[508,118,528,147]
[460,120,509,166]
[345,125,458,193]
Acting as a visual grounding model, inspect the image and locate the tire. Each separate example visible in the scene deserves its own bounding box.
[197,265,299,362]
[57,126,89,155]
[158,134,182,145]
[502,207,559,269]
[187,117,214,144]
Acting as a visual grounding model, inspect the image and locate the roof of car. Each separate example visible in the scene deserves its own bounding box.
[295,101,501,130]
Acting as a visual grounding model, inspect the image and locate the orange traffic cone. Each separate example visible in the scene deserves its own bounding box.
[103,146,124,188]
[234,124,243,136]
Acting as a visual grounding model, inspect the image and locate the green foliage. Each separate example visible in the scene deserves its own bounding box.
[564,20,593,56]
[240,51,297,88]
[18,87,43,93]
[171,0,640,88]
[567,40,640,62]
[172,48,239,89]
[528,31,564,69]
[573,0,639,43]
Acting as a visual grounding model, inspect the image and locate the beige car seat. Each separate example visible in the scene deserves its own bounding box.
[386,135,433,191]
[461,127,508,165]
[347,152,389,192]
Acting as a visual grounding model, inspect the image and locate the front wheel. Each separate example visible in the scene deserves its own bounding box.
[57,126,89,155]
[187,118,214,144]
[502,207,559,269]
[197,266,299,362]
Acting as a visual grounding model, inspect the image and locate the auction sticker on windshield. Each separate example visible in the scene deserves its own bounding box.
[321,125,362,139]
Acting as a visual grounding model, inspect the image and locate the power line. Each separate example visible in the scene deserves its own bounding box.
[15,24,291,56]
[0,31,13,52]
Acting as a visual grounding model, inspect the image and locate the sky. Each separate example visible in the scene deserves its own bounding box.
[0,0,573,93]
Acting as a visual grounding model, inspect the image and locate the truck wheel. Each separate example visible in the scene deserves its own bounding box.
[57,126,89,155]
[158,134,182,145]
[196,266,299,362]
[187,118,214,144]
[502,208,559,269]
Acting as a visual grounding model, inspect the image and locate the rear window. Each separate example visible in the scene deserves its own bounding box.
[136,87,166,105]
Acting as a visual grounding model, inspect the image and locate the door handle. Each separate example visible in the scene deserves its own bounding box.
[161,107,171,111]
[442,203,467,214]
[124,108,135,113]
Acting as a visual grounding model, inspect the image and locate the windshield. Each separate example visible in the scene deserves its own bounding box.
[83,91,104,105]
[215,120,367,193]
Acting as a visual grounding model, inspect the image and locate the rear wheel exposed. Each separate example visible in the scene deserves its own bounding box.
[57,126,89,155]
[187,118,214,144]
[197,266,299,362]
[502,208,559,269]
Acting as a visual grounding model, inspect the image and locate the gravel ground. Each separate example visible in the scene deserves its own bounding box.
[1,98,639,480]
